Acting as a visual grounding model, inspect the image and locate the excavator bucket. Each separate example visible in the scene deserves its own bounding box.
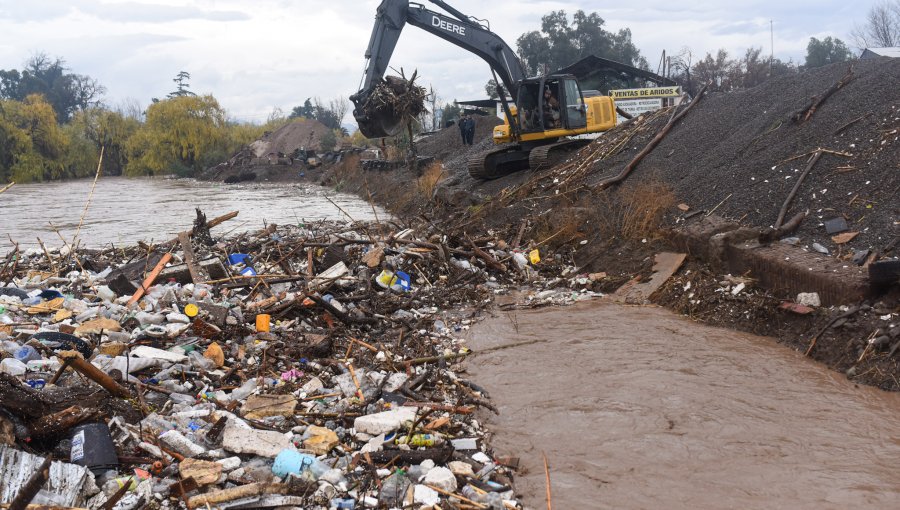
[351,76,426,139]
[351,90,405,139]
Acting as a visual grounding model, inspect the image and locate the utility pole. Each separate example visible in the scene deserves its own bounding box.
[769,20,774,76]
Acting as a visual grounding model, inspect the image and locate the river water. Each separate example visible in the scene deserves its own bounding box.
[0,177,383,253]
[465,301,900,509]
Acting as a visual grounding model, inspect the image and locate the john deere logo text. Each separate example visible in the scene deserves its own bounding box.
[432,16,466,36]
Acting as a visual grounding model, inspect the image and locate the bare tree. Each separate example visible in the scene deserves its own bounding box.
[116,97,144,120]
[851,0,900,48]
[327,96,350,128]
[267,106,284,124]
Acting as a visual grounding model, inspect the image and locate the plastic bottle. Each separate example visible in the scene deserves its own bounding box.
[379,470,410,507]
[188,351,215,371]
[394,433,444,447]
[271,450,328,481]
[230,378,258,401]
[14,345,41,363]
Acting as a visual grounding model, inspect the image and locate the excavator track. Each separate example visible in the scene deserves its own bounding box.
[468,146,530,180]
[528,139,592,172]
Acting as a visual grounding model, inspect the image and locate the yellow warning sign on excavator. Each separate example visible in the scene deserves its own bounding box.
[609,87,682,100]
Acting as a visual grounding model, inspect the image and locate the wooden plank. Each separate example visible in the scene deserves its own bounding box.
[610,252,687,305]
[127,253,172,306]
[178,231,202,284]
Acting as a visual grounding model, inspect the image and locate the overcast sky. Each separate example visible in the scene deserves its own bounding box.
[0,0,874,124]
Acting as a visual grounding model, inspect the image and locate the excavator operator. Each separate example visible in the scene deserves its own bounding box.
[543,85,561,129]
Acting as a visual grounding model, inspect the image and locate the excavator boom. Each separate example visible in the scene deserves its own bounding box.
[351,0,525,138]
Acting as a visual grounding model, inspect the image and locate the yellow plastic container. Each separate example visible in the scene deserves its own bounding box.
[256,314,271,333]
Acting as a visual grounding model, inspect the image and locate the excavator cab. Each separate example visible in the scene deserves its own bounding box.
[514,75,588,134]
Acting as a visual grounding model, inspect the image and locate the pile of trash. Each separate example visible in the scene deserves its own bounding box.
[0,208,603,510]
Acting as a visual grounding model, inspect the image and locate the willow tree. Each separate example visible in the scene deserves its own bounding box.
[0,94,69,182]
[126,94,228,176]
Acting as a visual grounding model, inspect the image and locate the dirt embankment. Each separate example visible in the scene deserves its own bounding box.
[199,119,335,183]
[324,58,899,391]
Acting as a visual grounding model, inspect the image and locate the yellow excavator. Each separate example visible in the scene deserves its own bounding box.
[351,0,653,179]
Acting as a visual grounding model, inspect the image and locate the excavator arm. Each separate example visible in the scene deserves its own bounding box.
[351,0,526,138]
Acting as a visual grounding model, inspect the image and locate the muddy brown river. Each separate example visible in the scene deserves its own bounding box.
[0,177,383,253]
[465,301,900,509]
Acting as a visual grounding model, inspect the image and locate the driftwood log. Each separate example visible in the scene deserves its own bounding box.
[595,81,711,190]
[791,67,855,123]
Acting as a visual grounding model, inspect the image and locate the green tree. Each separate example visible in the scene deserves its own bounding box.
[515,10,648,90]
[805,37,855,68]
[290,99,315,119]
[320,128,338,152]
[692,49,736,92]
[484,79,500,99]
[126,95,228,176]
[168,71,196,98]
[440,101,462,126]
[0,53,105,122]
[0,94,69,182]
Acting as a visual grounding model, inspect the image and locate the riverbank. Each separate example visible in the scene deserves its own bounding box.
[320,58,899,391]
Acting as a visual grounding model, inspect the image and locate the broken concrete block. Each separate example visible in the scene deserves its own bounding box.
[797,292,821,307]
[222,426,294,458]
[242,394,297,420]
[179,458,222,485]
[423,466,457,492]
[302,425,339,455]
[159,430,207,458]
[301,377,324,394]
[353,407,417,436]
[448,460,475,478]
[413,484,439,506]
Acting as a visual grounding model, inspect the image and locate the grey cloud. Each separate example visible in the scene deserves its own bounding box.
[76,2,249,23]
[0,1,74,22]
[0,1,248,24]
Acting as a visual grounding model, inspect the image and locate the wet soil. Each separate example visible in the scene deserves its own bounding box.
[464,300,900,509]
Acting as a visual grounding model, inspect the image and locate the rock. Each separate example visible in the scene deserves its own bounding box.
[796,292,821,307]
[824,217,849,234]
[811,243,830,255]
[302,425,339,455]
[423,466,457,492]
[353,407,417,436]
[216,456,242,472]
[242,394,297,420]
[179,458,222,485]
[222,426,293,458]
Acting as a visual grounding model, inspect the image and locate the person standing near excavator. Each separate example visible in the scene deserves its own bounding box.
[464,114,475,145]
[458,114,470,144]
